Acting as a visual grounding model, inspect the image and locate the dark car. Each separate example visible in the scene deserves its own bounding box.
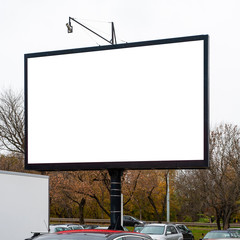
[123,215,144,227]
[175,224,194,240]
[32,229,153,240]
[202,230,239,239]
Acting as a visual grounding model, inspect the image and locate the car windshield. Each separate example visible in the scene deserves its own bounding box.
[141,226,165,235]
[204,232,232,239]
[134,226,144,233]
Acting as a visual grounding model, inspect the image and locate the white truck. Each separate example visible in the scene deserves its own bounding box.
[0,170,49,240]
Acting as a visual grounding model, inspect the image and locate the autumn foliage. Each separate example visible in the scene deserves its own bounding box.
[1,89,240,225]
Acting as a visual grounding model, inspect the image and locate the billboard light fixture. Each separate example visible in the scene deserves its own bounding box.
[66,17,117,45]
[66,22,73,33]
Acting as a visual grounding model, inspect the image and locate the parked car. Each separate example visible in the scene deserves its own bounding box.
[96,226,129,231]
[175,224,194,240]
[202,230,239,239]
[140,223,183,240]
[123,215,145,227]
[82,224,99,229]
[32,229,154,240]
[49,225,71,233]
[66,224,84,230]
[25,224,83,239]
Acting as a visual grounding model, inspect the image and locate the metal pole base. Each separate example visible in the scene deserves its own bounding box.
[108,169,124,230]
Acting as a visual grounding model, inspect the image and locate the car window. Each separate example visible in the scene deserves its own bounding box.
[134,226,144,233]
[177,225,186,231]
[171,227,178,234]
[179,225,189,232]
[69,226,83,230]
[54,227,70,232]
[167,226,178,234]
[204,232,231,239]
[141,226,165,235]
[177,226,183,232]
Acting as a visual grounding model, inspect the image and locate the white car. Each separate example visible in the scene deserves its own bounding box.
[140,224,183,240]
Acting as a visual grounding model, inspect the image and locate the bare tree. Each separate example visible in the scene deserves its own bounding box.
[176,124,240,229]
[0,90,24,154]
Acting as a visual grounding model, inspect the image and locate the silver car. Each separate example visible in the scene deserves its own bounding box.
[140,224,183,240]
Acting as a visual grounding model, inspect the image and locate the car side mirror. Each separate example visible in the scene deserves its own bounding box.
[166,231,171,235]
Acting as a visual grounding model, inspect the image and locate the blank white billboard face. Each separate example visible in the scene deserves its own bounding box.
[25,35,209,170]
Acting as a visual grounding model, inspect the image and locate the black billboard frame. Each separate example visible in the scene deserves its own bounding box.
[24,34,209,171]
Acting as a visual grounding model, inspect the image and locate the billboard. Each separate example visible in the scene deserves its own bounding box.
[24,35,209,170]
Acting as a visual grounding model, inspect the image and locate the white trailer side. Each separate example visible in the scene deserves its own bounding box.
[0,170,49,240]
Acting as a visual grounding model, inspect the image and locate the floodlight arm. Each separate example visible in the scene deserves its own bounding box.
[67,17,117,45]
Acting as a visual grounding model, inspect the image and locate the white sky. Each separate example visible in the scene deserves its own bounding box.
[1,0,240,127]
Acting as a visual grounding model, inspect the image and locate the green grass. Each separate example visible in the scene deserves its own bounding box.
[189,226,216,240]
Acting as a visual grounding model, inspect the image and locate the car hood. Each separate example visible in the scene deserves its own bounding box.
[148,234,166,240]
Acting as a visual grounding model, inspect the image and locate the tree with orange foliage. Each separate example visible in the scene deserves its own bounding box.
[122,170,178,222]
[50,170,113,222]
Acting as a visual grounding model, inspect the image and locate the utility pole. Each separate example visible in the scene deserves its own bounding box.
[167,171,170,222]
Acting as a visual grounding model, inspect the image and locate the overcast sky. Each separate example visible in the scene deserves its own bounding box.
[1,0,240,127]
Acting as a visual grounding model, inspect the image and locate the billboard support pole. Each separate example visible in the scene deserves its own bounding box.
[108,169,124,230]
[66,18,121,229]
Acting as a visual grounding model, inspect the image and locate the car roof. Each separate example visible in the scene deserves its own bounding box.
[35,229,152,240]
[208,230,231,232]
[144,223,173,226]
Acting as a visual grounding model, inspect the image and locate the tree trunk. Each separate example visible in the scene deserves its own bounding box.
[222,207,232,230]
[215,209,222,230]
[148,195,161,223]
[79,198,86,224]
